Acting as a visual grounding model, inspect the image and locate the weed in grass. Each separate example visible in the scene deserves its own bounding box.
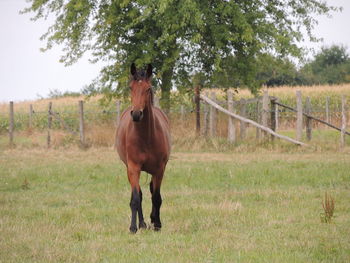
[21,177,29,190]
[321,192,335,223]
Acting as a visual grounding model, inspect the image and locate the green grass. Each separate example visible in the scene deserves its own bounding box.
[1,149,350,262]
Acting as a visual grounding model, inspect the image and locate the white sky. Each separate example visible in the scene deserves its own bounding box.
[0,0,350,102]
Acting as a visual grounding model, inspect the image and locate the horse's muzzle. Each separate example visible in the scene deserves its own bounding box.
[131,110,143,122]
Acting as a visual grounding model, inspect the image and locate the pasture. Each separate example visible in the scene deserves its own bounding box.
[1,148,349,262]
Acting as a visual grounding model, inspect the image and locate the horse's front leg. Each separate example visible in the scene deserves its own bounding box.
[127,163,146,233]
[138,189,147,229]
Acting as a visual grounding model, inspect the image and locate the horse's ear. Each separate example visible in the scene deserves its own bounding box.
[146,64,152,79]
[130,63,137,77]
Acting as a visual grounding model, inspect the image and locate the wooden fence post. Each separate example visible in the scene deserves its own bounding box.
[180,105,185,123]
[203,92,209,136]
[296,90,303,141]
[240,99,246,140]
[340,95,346,148]
[256,100,261,140]
[262,90,269,138]
[9,101,14,146]
[79,100,85,146]
[305,97,312,141]
[227,90,236,143]
[326,96,330,125]
[270,97,277,141]
[116,100,121,126]
[275,100,279,130]
[47,102,52,148]
[29,104,33,129]
[210,92,217,137]
[195,85,201,136]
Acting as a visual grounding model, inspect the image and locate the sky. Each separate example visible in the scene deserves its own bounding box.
[0,0,350,103]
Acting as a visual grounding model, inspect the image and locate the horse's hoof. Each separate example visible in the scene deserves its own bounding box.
[139,221,147,229]
[153,223,161,231]
[129,226,137,233]
[154,226,161,231]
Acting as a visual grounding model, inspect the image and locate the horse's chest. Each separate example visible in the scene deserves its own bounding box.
[141,151,167,174]
[127,139,165,159]
[126,145,166,174]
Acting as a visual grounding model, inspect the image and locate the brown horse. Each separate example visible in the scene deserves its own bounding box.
[115,63,171,233]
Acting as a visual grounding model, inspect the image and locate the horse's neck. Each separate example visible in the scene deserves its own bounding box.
[135,105,155,142]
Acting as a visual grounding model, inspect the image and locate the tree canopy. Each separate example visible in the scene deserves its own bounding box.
[300,45,350,85]
[24,0,338,109]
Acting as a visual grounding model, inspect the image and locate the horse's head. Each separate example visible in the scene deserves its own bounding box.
[129,63,153,122]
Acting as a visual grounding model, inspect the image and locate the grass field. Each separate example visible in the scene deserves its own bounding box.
[1,148,349,262]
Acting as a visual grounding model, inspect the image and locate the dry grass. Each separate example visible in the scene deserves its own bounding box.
[203,83,350,100]
[0,95,103,113]
[85,123,116,147]
[266,84,350,97]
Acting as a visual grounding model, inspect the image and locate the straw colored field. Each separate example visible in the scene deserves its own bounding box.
[208,83,350,102]
[1,149,349,262]
[207,84,350,122]
[0,95,102,113]
[1,83,349,115]
[0,84,349,150]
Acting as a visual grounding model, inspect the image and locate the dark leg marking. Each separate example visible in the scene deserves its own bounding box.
[151,188,162,231]
[129,188,139,233]
[138,189,147,229]
[150,181,155,224]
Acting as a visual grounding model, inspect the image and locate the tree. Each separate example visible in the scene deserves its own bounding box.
[256,54,300,87]
[314,45,349,67]
[300,45,350,84]
[23,0,338,110]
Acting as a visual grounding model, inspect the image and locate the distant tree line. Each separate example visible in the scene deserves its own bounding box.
[179,45,350,96]
[47,89,81,99]
[255,45,350,87]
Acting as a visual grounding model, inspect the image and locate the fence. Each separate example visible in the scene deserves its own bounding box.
[0,100,122,148]
[196,90,349,147]
[1,90,349,148]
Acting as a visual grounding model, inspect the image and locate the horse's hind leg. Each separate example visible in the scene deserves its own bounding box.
[150,172,163,231]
